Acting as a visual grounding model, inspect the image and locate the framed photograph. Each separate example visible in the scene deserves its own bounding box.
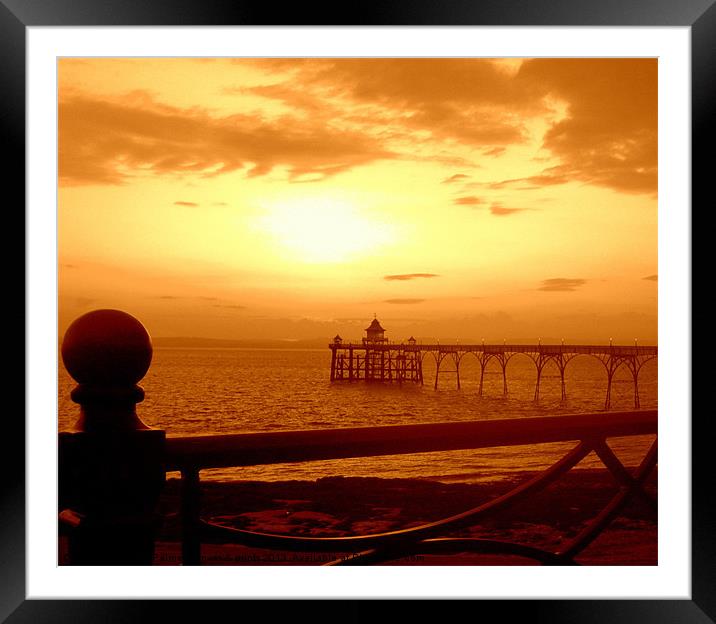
[14,0,708,620]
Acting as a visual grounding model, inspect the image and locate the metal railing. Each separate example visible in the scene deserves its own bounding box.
[168,409,657,566]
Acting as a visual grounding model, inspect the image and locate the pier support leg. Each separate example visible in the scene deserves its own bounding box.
[605,371,613,410]
[559,357,567,401]
[501,359,508,396]
[434,357,441,390]
[478,362,485,398]
[534,363,542,402]
[455,355,461,390]
[330,348,336,382]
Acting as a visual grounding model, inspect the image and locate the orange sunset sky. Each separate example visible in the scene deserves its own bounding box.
[58,58,657,343]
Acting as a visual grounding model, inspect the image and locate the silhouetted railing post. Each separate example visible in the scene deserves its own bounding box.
[180,468,202,565]
[58,309,166,565]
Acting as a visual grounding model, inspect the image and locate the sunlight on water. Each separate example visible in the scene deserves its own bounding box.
[58,348,657,482]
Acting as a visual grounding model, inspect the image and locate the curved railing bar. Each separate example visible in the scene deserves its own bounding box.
[330,439,658,566]
[592,439,658,510]
[557,440,658,560]
[325,538,578,567]
[197,441,592,552]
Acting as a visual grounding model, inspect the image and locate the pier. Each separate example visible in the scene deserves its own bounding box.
[329,318,657,408]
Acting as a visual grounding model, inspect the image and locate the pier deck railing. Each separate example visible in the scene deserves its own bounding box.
[331,341,658,356]
[58,310,657,566]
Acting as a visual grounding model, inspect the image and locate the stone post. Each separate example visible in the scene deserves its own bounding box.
[58,309,165,565]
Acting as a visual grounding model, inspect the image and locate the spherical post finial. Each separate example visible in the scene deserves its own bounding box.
[61,309,153,432]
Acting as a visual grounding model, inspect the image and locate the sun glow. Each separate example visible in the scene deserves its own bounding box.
[254,198,396,263]
[57,58,658,343]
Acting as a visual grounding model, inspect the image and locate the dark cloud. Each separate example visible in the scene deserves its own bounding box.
[384,298,426,304]
[246,59,533,148]
[231,82,334,117]
[453,195,485,206]
[384,273,439,281]
[174,201,199,207]
[642,274,658,281]
[265,59,657,194]
[59,94,395,186]
[516,59,657,195]
[538,278,587,292]
[60,59,656,195]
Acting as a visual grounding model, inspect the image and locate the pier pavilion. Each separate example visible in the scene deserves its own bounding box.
[329,317,423,384]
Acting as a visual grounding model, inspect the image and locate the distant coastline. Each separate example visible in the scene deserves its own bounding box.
[151,336,658,350]
[152,336,330,350]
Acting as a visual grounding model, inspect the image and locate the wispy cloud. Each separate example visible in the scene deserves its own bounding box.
[454,198,528,216]
[489,202,527,216]
[487,169,571,191]
[538,278,587,292]
[453,195,485,206]
[642,274,658,281]
[384,273,439,281]
[441,173,470,184]
[174,201,199,207]
[384,298,426,304]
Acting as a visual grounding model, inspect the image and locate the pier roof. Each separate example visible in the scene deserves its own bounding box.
[365,318,385,332]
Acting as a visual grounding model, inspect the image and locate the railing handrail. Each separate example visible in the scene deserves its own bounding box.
[164,409,657,471]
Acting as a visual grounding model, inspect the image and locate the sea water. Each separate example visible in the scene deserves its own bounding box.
[58,347,657,482]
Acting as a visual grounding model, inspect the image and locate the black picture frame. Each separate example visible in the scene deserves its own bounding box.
[9,0,707,620]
